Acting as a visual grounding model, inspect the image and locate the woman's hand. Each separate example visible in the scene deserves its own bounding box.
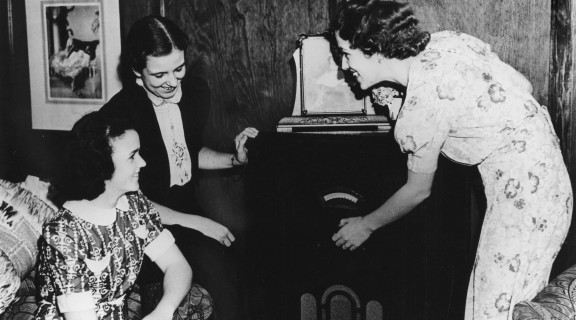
[194,216,236,246]
[332,217,373,250]
[152,201,236,247]
[234,127,259,164]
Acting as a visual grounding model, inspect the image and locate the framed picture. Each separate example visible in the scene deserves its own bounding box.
[25,0,122,130]
[291,33,370,116]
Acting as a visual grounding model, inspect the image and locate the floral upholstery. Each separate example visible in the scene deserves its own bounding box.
[513,264,576,320]
[0,179,55,314]
[142,282,213,320]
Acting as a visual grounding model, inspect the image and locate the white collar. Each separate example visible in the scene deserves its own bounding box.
[143,85,182,107]
[63,195,130,226]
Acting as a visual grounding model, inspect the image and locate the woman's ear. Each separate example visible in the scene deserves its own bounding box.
[132,69,143,87]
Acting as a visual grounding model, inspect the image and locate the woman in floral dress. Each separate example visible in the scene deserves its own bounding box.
[329,1,572,319]
[35,112,202,320]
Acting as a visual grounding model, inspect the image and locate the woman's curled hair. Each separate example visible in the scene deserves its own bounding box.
[53,111,137,204]
[330,0,430,59]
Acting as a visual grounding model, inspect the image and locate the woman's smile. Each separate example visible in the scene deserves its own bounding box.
[135,49,186,99]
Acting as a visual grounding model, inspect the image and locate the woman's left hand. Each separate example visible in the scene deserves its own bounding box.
[234,127,259,164]
[332,217,373,250]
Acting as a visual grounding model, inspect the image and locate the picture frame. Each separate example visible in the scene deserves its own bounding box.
[291,33,370,116]
[25,0,122,130]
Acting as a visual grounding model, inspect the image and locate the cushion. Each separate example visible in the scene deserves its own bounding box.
[0,179,57,314]
[513,264,576,320]
[0,295,36,320]
[141,282,213,320]
[0,250,20,315]
[0,179,57,278]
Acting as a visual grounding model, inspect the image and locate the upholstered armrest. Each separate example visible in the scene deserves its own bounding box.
[140,282,213,320]
[513,264,576,320]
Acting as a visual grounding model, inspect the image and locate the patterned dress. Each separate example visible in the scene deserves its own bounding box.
[390,31,573,320]
[35,191,175,320]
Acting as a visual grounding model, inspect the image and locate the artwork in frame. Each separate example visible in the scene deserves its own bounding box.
[291,33,370,116]
[25,0,122,130]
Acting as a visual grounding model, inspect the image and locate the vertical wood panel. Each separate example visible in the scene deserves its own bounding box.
[411,0,550,105]
[0,0,12,178]
[165,0,329,150]
[549,0,576,276]
[119,0,163,37]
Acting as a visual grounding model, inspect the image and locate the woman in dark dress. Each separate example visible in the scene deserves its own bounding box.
[99,15,257,320]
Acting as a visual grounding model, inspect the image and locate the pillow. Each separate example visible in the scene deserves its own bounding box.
[513,264,576,320]
[0,179,57,278]
[0,295,38,320]
[0,250,20,314]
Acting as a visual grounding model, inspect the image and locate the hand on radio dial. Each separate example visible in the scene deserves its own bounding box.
[332,216,372,250]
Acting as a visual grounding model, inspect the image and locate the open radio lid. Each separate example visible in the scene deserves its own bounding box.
[292,32,370,116]
[277,33,400,134]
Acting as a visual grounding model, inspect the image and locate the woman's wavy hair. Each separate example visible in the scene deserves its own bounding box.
[54,111,137,203]
[329,0,430,60]
[120,15,188,83]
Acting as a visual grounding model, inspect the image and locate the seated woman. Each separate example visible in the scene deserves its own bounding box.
[35,111,207,320]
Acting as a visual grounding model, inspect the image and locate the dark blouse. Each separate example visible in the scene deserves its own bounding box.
[99,75,210,213]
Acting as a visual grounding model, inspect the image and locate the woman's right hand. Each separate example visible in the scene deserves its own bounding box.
[194,216,236,246]
[332,217,373,250]
[151,200,236,247]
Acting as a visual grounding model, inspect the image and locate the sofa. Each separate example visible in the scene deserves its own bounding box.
[0,177,213,320]
[512,262,576,320]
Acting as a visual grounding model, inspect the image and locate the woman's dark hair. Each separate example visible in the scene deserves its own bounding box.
[122,15,189,74]
[329,0,430,60]
[53,111,137,204]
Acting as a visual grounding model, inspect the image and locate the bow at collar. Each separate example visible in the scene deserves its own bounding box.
[145,85,183,107]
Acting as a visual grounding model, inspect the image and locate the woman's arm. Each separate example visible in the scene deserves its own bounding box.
[198,147,236,169]
[151,200,235,246]
[332,169,435,250]
[198,127,259,169]
[144,245,192,320]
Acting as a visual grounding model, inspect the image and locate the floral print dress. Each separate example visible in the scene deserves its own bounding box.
[35,191,175,320]
[391,31,572,320]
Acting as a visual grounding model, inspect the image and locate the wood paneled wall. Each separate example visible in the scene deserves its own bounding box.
[549,0,576,278]
[2,0,576,286]
[411,0,551,105]
[159,0,552,151]
[164,0,331,150]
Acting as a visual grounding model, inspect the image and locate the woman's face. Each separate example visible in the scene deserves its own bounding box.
[335,32,383,90]
[105,129,146,197]
[136,49,186,99]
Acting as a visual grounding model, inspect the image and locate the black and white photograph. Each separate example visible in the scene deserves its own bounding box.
[44,3,103,101]
[3,1,576,320]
